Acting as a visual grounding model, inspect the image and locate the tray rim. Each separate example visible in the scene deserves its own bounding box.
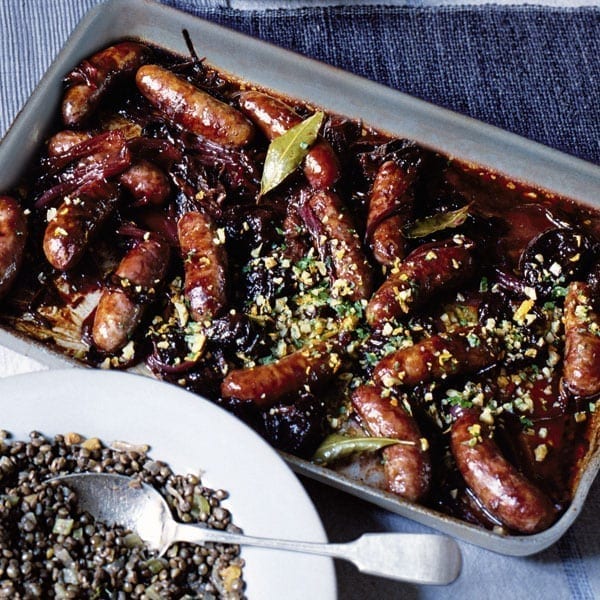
[1,0,599,556]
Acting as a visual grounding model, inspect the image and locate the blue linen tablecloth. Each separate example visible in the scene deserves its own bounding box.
[1,1,599,599]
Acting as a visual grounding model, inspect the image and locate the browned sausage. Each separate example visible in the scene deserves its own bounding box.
[136,65,254,147]
[119,160,171,206]
[0,196,27,299]
[366,238,476,326]
[450,408,556,533]
[221,339,343,408]
[373,327,499,388]
[177,211,227,321]
[63,42,151,127]
[563,281,600,397]
[238,90,340,189]
[43,180,119,270]
[47,130,92,157]
[36,131,131,208]
[352,384,431,501]
[92,238,170,353]
[302,189,373,302]
[367,160,415,266]
[303,138,342,191]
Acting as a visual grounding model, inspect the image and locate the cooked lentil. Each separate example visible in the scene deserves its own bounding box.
[0,430,245,599]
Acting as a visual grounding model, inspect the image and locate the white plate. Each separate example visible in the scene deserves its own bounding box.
[0,369,336,600]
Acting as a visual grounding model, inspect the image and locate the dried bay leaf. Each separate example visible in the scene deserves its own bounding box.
[312,433,413,465]
[404,204,471,238]
[260,111,324,195]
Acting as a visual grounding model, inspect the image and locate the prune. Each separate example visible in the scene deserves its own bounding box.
[261,395,328,458]
[207,312,266,360]
[321,116,361,159]
[520,228,593,297]
[223,203,285,258]
[478,289,513,324]
[586,261,600,308]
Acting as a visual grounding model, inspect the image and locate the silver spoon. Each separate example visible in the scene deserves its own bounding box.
[53,472,461,586]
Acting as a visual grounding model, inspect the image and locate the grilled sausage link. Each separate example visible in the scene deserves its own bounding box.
[0,196,27,299]
[92,238,170,353]
[221,339,343,408]
[43,181,119,271]
[63,42,151,127]
[47,130,92,157]
[302,190,373,302]
[367,160,415,266]
[563,281,600,398]
[366,238,475,326]
[119,160,171,206]
[238,90,340,189]
[374,327,499,388]
[352,384,431,501]
[136,65,254,147]
[450,408,556,533]
[178,211,227,321]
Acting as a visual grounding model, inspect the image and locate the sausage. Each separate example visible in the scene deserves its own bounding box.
[282,202,310,262]
[221,339,343,408]
[47,130,92,157]
[373,326,499,388]
[177,211,227,321]
[136,65,254,147]
[62,42,151,127]
[92,238,170,353]
[119,160,171,206]
[42,180,119,270]
[563,281,600,397]
[370,215,405,267]
[238,90,340,189]
[367,160,415,266]
[35,130,131,209]
[302,190,373,302]
[450,408,556,533]
[366,238,476,326]
[303,138,342,191]
[0,196,27,299]
[352,384,431,501]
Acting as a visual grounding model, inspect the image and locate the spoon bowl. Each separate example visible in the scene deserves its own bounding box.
[53,472,462,586]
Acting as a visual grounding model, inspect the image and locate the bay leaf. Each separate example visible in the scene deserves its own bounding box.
[404,203,471,238]
[312,433,414,465]
[260,111,324,196]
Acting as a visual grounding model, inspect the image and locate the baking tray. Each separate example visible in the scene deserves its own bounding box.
[1,0,600,556]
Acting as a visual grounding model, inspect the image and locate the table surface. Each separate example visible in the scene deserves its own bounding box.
[1,1,600,599]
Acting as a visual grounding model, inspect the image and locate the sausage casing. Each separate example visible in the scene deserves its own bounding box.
[0,196,27,299]
[563,281,600,397]
[47,130,92,157]
[373,326,499,388]
[136,65,254,147]
[43,181,119,271]
[63,42,151,127]
[120,160,171,206]
[352,384,431,501]
[366,238,475,326]
[177,211,227,321]
[92,238,170,353]
[367,160,415,266]
[221,339,342,408]
[303,190,373,302]
[450,408,556,533]
[238,90,340,189]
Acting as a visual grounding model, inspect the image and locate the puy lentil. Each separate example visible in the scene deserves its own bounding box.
[0,431,246,599]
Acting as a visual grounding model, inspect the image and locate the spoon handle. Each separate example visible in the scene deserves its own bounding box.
[171,524,461,585]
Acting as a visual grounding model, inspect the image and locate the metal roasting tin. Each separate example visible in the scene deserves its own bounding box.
[1,0,599,556]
